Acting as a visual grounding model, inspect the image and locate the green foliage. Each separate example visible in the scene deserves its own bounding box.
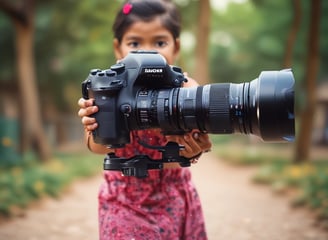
[319,0,328,81]
[0,1,121,112]
[209,0,328,86]
[0,12,15,82]
[1,0,328,112]
[34,1,121,111]
[210,1,289,84]
[0,152,101,217]
[254,160,328,222]
[1,0,326,113]
[0,117,20,167]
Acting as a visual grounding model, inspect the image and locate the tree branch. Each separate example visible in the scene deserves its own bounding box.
[0,0,28,26]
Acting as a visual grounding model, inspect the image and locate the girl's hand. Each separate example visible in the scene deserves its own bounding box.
[77,98,99,131]
[165,130,212,159]
[183,73,199,88]
[167,74,212,160]
[78,98,113,154]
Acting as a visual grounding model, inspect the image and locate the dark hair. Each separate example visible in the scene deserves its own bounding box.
[113,0,181,43]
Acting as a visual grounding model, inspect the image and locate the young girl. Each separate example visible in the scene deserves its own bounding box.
[78,0,212,239]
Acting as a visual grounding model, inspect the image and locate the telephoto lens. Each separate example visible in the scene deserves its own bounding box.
[180,69,294,141]
[135,69,295,142]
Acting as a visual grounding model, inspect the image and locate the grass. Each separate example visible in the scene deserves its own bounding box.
[211,135,328,226]
[0,150,102,218]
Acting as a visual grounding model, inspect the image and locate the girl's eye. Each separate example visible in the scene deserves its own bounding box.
[128,41,140,48]
[155,41,168,48]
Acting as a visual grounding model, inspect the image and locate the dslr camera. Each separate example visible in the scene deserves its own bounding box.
[82,50,295,178]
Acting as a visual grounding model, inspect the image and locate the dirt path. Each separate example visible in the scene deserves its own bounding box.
[0,152,327,240]
[0,175,100,240]
[190,153,328,240]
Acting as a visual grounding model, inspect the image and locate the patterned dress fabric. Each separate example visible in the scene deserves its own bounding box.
[98,129,207,239]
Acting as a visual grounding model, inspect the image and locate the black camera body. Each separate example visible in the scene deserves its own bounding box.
[82,50,187,148]
[82,50,295,177]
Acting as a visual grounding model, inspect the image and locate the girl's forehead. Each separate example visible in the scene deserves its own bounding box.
[123,18,174,39]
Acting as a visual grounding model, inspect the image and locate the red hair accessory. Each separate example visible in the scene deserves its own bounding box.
[123,3,133,15]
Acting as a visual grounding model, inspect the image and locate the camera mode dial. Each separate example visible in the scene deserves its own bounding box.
[110,63,125,75]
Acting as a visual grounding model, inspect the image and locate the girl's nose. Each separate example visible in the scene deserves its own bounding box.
[141,45,154,51]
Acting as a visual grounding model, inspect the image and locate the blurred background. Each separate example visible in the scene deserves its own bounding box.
[0,0,327,227]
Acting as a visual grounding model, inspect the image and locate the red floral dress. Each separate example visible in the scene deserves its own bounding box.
[98,129,207,240]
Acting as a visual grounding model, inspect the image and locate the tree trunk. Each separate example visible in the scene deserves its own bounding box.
[0,0,51,161]
[294,0,321,162]
[282,0,301,68]
[193,0,211,85]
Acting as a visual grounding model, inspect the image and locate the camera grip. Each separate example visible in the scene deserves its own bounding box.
[92,95,129,147]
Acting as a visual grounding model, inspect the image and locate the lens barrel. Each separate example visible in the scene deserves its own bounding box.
[135,69,295,142]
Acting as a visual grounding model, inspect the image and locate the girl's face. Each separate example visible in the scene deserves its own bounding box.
[114,17,180,65]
